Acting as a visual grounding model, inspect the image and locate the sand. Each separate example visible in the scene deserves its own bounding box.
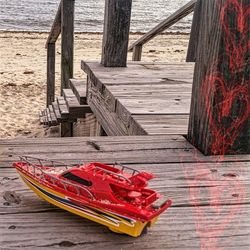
[0,31,190,139]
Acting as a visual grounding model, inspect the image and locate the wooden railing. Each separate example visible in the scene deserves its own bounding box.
[19,156,94,199]
[128,0,197,61]
[46,0,75,107]
[45,0,196,106]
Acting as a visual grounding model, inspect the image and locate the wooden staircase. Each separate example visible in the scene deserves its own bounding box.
[40,79,92,128]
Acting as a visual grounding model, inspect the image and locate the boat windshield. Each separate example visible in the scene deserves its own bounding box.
[62,172,92,186]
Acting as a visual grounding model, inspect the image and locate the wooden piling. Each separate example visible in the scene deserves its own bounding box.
[101,0,132,67]
[188,0,250,155]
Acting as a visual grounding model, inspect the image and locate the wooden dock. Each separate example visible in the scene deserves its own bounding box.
[1,136,249,249]
[2,0,249,248]
[82,61,194,136]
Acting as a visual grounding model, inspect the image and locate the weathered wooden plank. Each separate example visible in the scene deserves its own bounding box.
[116,95,191,115]
[73,114,99,137]
[1,136,249,164]
[188,0,250,155]
[101,0,132,67]
[1,162,250,210]
[57,96,69,117]
[107,83,192,95]
[0,135,189,145]
[186,0,202,62]
[0,136,249,249]
[128,0,196,51]
[49,105,58,126]
[45,2,61,46]
[46,43,55,107]
[45,108,52,126]
[61,0,75,92]
[88,90,132,136]
[1,206,249,250]
[82,61,195,85]
[69,79,87,105]
[132,45,142,61]
[63,89,92,117]
[133,114,189,135]
[52,101,62,121]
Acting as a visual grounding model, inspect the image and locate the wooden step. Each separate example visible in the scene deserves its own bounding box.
[63,89,92,118]
[69,79,87,105]
[49,105,58,126]
[39,111,45,124]
[39,110,49,127]
[57,96,70,117]
[46,107,52,126]
[56,96,77,122]
[52,101,62,121]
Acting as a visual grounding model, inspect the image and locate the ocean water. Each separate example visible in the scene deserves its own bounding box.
[0,0,193,33]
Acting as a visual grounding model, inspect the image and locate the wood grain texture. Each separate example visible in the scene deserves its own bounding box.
[101,0,132,67]
[186,0,202,62]
[46,43,55,107]
[0,136,249,249]
[46,1,61,46]
[61,0,75,92]
[73,114,99,137]
[82,61,194,136]
[187,0,250,155]
[69,79,87,105]
[128,0,196,51]
[63,89,92,117]
[132,45,142,61]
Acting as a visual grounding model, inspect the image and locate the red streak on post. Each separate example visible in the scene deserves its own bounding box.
[182,0,249,249]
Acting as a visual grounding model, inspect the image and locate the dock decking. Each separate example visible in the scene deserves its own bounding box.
[82,61,194,136]
[1,136,249,249]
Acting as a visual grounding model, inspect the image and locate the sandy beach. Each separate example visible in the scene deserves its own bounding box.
[0,31,190,139]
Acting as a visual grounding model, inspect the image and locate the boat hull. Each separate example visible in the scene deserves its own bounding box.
[17,169,157,237]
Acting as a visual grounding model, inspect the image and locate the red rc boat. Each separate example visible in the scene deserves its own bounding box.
[13,156,172,237]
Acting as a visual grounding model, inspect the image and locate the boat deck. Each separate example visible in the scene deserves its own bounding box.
[1,136,249,249]
[82,61,194,136]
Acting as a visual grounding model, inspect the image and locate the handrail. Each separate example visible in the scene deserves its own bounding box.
[128,0,197,61]
[46,2,62,48]
[19,156,94,200]
[19,155,79,169]
[114,162,140,176]
[94,166,132,185]
[46,0,75,107]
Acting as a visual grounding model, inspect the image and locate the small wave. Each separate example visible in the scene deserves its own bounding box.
[0,0,193,33]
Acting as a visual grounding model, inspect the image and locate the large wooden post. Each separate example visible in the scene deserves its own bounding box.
[101,0,132,67]
[46,43,55,107]
[188,0,249,155]
[61,0,74,93]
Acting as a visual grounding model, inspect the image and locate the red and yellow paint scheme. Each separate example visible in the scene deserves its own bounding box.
[13,156,172,237]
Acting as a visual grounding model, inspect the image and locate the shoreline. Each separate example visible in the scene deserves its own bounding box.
[0,31,190,139]
[0,30,191,36]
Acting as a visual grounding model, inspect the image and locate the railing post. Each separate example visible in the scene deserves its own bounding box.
[46,43,55,107]
[101,0,132,67]
[132,45,142,61]
[186,0,202,62]
[61,0,75,93]
[187,0,249,155]
[60,0,75,137]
